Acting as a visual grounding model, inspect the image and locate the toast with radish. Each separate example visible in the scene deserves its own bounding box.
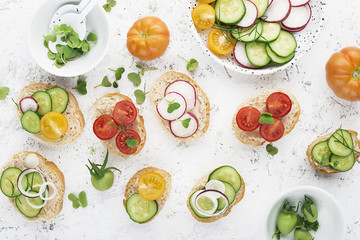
[92,93,146,157]
[150,71,210,141]
[232,88,300,146]
[187,166,245,223]
[0,151,65,220]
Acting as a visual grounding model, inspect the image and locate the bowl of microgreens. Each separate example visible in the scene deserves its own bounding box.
[28,0,110,77]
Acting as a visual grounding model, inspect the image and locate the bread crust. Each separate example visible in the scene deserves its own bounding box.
[306,130,360,174]
[92,93,146,157]
[150,71,210,141]
[232,88,301,146]
[17,83,84,145]
[123,167,171,224]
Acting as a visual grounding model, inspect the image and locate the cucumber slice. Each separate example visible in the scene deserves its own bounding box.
[217,181,236,210]
[189,191,210,219]
[257,22,281,43]
[266,44,294,64]
[0,168,28,197]
[328,130,354,157]
[245,42,271,67]
[15,191,44,218]
[31,91,52,116]
[268,30,297,57]
[311,141,332,167]
[330,153,355,172]
[46,87,69,113]
[208,166,242,192]
[20,111,41,134]
[215,0,246,25]
[231,21,263,43]
[250,0,269,18]
[126,193,158,223]
[26,172,44,192]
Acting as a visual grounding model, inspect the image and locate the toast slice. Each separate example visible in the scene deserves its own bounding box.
[123,167,171,224]
[92,93,146,157]
[187,170,245,223]
[232,88,300,146]
[17,83,84,145]
[150,71,210,141]
[0,151,65,221]
[306,130,360,174]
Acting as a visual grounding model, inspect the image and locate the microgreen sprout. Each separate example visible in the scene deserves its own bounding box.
[136,65,157,76]
[266,144,278,156]
[178,55,199,72]
[165,98,180,113]
[134,89,148,104]
[103,0,116,12]
[95,76,112,88]
[0,87,10,100]
[259,112,275,124]
[127,72,141,87]
[73,77,87,95]
[68,191,87,209]
[180,118,191,128]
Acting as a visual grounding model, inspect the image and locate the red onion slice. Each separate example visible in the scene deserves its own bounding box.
[17,168,46,198]
[25,185,48,209]
[39,182,57,201]
[194,189,230,217]
[19,97,39,113]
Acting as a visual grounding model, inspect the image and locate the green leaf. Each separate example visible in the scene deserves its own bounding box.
[259,112,275,124]
[115,67,125,80]
[0,87,10,100]
[134,89,147,104]
[47,50,56,60]
[109,0,116,7]
[81,41,90,52]
[187,59,199,72]
[136,65,157,76]
[95,76,112,88]
[73,77,87,95]
[68,193,80,209]
[87,32,98,42]
[56,44,65,55]
[113,81,119,88]
[103,4,111,12]
[54,25,61,35]
[79,191,88,207]
[128,72,141,87]
[44,34,56,43]
[167,102,180,113]
[67,35,80,49]
[266,144,278,156]
[181,118,191,128]
[126,138,138,149]
[63,45,78,59]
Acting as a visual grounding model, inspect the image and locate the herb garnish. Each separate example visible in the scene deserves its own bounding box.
[95,76,112,88]
[180,118,191,128]
[128,72,141,87]
[259,112,275,124]
[0,87,10,100]
[178,55,199,72]
[109,67,125,80]
[266,144,278,156]
[166,99,181,113]
[136,65,157,76]
[73,77,87,95]
[134,89,148,104]
[103,0,116,12]
[68,191,87,209]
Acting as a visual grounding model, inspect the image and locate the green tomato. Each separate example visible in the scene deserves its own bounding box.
[91,171,114,191]
[303,204,318,223]
[277,212,298,235]
[294,229,313,240]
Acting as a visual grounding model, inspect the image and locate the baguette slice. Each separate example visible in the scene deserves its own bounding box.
[123,167,171,224]
[232,88,300,146]
[187,169,245,223]
[150,71,210,141]
[306,130,360,174]
[92,93,146,157]
[17,83,84,145]
[0,151,65,221]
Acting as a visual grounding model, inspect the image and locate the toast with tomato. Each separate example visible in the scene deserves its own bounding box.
[232,88,300,146]
[92,93,146,157]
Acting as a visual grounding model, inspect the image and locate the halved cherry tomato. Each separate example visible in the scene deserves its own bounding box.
[112,101,137,126]
[266,92,292,118]
[208,28,235,55]
[259,118,285,142]
[191,4,216,30]
[93,115,118,140]
[236,107,261,132]
[40,112,68,140]
[199,0,215,3]
[138,172,166,200]
[115,129,141,155]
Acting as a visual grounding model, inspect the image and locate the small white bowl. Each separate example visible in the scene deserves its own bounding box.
[264,186,345,240]
[28,0,110,77]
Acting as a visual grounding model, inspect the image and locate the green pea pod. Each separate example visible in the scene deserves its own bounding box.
[294,229,313,240]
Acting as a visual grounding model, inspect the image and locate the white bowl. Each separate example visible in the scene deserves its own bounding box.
[189,1,326,75]
[28,0,110,77]
[264,186,345,240]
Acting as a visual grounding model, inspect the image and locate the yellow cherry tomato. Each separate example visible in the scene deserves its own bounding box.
[191,4,216,30]
[138,172,166,200]
[40,112,68,140]
[199,0,216,3]
[208,28,235,55]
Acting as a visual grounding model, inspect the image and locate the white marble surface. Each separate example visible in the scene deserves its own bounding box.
[0,0,360,239]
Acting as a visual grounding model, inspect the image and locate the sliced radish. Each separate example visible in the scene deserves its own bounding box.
[282,4,311,30]
[19,97,39,113]
[156,92,187,121]
[281,24,305,32]
[233,41,261,69]
[289,0,310,7]
[169,112,198,138]
[262,0,291,23]
[236,1,258,28]
[165,80,196,111]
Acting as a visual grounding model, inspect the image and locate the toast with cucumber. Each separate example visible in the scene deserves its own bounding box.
[0,151,65,220]
[307,129,360,174]
[150,71,210,141]
[123,167,171,224]
[187,166,245,223]
[17,83,84,145]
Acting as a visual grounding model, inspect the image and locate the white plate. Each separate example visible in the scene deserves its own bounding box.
[189,0,326,75]
[264,186,345,240]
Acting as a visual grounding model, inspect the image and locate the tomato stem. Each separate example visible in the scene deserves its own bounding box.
[353,68,360,79]
[141,33,147,39]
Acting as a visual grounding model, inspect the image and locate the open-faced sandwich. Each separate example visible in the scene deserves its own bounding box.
[92,93,146,157]
[0,151,65,220]
[232,88,300,146]
[187,165,245,223]
[307,129,360,174]
[17,83,84,145]
[150,71,210,141]
[123,167,171,223]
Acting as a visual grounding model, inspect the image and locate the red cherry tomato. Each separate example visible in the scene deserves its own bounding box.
[112,101,137,126]
[266,92,292,118]
[116,129,141,155]
[236,107,261,131]
[259,118,285,142]
[93,115,118,140]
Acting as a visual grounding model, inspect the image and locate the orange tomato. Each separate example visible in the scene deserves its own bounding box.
[138,172,166,200]
[208,28,235,55]
[326,47,360,101]
[127,16,170,61]
[40,112,68,140]
[191,4,215,30]
[199,0,216,3]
